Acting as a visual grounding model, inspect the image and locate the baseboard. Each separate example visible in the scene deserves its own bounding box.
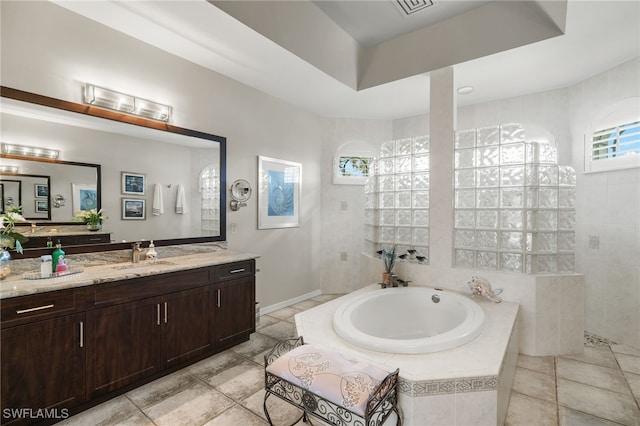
[260,289,322,315]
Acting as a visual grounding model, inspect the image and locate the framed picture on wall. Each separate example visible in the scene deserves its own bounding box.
[121,172,146,196]
[257,155,301,229]
[35,183,49,198]
[71,183,98,212]
[122,198,146,220]
[35,199,48,213]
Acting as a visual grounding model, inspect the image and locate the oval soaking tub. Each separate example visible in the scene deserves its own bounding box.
[332,287,485,354]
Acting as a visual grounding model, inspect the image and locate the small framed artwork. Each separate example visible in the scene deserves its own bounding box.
[72,183,98,212]
[122,198,146,220]
[35,199,49,213]
[35,183,49,198]
[258,155,301,229]
[333,155,374,185]
[121,172,146,196]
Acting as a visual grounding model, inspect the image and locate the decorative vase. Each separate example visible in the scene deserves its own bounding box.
[382,272,392,287]
[86,222,101,232]
[0,248,11,280]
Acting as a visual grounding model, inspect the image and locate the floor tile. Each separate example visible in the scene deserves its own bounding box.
[512,367,556,403]
[624,371,640,402]
[142,382,234,426]
[242,388,305,425]
[558,406,623,426]
[202,405,268,426]
[557,378,640,426]
[126,370,200,409]
[290,299,322,311]
[267,306,302,321]
[615,353,640,375]
[258,320,298,341]
[186,350,248,380]
[556,357,631,395]
[561,345,619,369]
[256,314,280,330]
[213,362,265,401]
[58,395,140,426]
[516,354,555,376]
[612,344,640,357]
[230,332,278,359]
[505,392,558,426]
[115,412,155,426]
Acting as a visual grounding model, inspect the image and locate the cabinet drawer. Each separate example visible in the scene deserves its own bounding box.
[1,288,85,328]
[212,260,255,282]
[87,268,210,308]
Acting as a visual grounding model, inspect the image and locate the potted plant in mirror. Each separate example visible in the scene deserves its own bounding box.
[381,246,397,287]
[0,206,28,280]
[72,208,108,231]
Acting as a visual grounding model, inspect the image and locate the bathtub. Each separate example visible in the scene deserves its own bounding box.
[332,287,485,354]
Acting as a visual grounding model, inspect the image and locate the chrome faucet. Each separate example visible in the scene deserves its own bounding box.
[131,242,142,263]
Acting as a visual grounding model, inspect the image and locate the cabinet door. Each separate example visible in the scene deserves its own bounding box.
[213,275,255,347]
[1,313,85,425]
[85,297,162,398]
[163,287,213,368]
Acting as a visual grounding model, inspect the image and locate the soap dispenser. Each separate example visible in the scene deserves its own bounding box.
[146,240,158,261]
[51,240,65,273]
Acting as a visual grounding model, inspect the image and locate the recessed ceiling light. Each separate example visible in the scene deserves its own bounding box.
[457,86,474,95]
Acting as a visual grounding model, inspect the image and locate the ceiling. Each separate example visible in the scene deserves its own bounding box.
[51,0,640,120]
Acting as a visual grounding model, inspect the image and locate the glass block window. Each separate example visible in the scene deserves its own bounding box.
[364,136,430,263]
[199,165,220,235]
[453,123,576,274]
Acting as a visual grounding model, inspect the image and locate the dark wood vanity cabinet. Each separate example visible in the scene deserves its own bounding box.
[0,258,256,425]
[212,260,256,348]
[0,289,86,425]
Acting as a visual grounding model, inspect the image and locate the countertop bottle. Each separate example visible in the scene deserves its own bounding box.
[55,255,69,275]
[146,240,158,261]
[40,255,52,278]
[46,236,53,248]
[51,241,65,273]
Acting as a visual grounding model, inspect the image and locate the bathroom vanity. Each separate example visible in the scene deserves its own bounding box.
[0,253,256,425]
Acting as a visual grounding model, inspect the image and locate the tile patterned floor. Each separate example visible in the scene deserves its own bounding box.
[60,294,640,426]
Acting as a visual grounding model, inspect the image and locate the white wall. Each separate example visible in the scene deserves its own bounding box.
[568,58,640,348]
[1,1,323,307]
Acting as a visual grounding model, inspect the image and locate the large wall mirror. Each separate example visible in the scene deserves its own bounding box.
[1,87,226,258]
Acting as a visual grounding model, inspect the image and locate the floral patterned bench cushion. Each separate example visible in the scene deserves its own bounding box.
[266,344,390,416]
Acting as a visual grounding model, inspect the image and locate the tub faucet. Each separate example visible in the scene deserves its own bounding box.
[131,242,142,263]
[467,276,502,303]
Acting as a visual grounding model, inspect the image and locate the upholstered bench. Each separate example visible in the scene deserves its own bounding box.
[264,337,401,426]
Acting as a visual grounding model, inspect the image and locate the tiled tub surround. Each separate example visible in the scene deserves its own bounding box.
[361,254,584,357]
[295,285,520,426]
[0,242,237,297]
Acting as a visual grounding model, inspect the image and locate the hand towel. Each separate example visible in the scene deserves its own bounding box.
[176,184,188,214]
[152,184,164,216]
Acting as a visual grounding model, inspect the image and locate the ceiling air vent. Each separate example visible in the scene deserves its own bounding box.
[394,0,434,16]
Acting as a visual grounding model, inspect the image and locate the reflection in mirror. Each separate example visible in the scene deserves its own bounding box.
[1,87,226,257]
[0,173,51,220]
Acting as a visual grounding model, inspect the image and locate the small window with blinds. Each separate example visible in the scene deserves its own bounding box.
[586,98,640,173]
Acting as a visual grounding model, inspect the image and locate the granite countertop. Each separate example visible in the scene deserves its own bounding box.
[0,248,259,300]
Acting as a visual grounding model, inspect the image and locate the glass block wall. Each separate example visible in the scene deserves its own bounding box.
[453,123,576,274]
[364,136,430,262]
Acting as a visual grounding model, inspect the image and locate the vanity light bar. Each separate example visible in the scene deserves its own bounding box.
[1,143,60,159]
[0,165,19,173]
[83,83,171,122]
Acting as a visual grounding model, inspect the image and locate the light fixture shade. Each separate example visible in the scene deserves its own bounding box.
[0,165,19,173]
[1,143,60,159]
[83,83,171,122]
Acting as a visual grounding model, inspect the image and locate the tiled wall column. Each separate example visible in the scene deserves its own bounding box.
[429,67,456,268]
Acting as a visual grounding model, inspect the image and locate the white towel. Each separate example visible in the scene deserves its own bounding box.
[176,184,188,214]
[152,184,164,216]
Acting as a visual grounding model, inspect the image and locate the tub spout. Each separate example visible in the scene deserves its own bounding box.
[467,276,502,303]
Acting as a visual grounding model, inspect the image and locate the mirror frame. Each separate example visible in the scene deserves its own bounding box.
[1,86,227,259]
[0,172,54,220]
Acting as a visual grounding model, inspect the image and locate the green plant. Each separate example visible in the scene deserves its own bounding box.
[72,208,108,225]
[381,246,397,273]
[0,206,28,253]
